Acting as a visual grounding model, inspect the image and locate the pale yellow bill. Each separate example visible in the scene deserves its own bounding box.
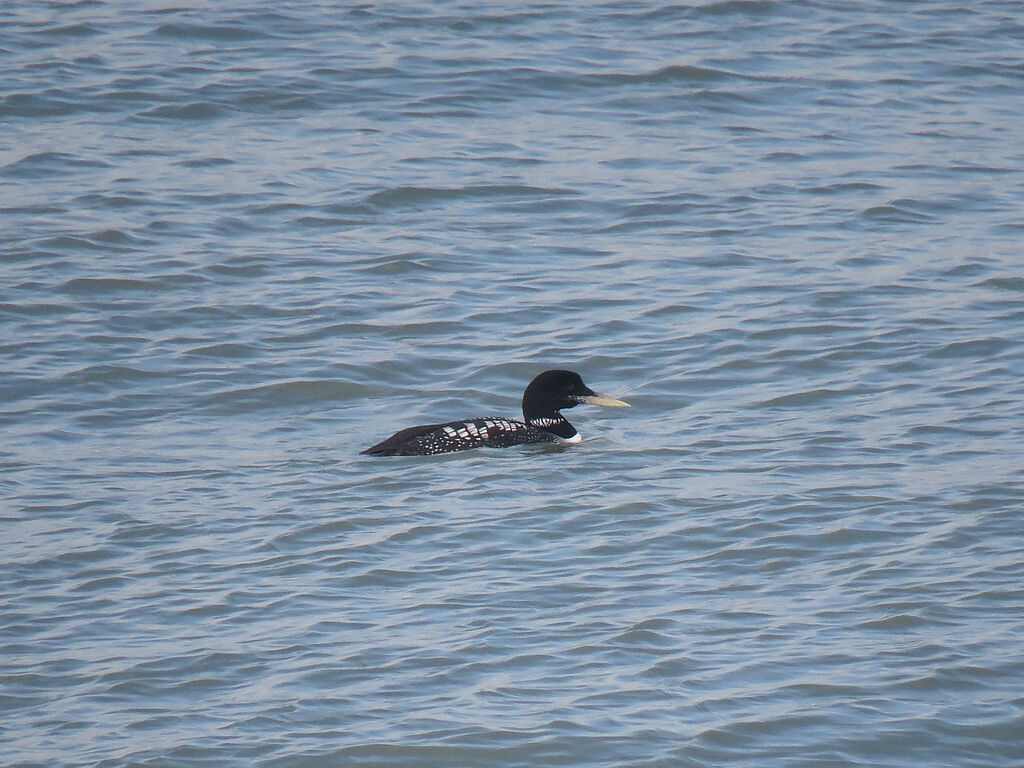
[576,392,630,408]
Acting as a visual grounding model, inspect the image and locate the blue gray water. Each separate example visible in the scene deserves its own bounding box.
[3,2,1024,766]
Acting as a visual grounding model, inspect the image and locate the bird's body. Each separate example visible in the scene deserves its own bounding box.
[361,370,628,457]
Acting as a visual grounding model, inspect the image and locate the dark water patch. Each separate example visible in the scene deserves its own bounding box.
[293,214,369,228]
[0,302,71,321]
[0,92,79,118]
[355,257,447,276]
[209,86,321,114]
[757,387,866,408]
[943,260,995,278]
[90,228,149,245]
[139,101,227,120]
[974,277,1024,292]
[58,277,173,295]
[36,235,134,254]
[618,198,713,220]
[598,63,741,87]
[175,156,236,168]
[859,203,936,224]
[805,181,887,195]
[203,379,373,411]
[150,22,274,42]
[202,261,271,278]
[762,151,806,162]
[184,342,260,359]
[924,338,1013,360]
[1,152,111,178]
[72,193,150,210]
[40,22,102,38]
[693,0,780,17]
[0,204,66,218]
[62,364,173,387]
[366,184,579,210]
[746,324,856,342]
[949,164,1018,175]
[595,217,685,235]
[244,201,310,216]
[95,88,165,107]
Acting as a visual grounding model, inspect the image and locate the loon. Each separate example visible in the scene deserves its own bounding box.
[361,369,629,456]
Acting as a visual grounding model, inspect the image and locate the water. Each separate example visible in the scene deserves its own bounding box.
[3,1,1024,766]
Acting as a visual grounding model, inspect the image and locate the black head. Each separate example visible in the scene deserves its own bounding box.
[521,369,629,420]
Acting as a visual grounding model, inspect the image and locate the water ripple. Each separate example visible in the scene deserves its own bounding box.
[2,1,1024,767]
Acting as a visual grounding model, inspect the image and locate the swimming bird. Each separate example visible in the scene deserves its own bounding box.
[361,369,629,456]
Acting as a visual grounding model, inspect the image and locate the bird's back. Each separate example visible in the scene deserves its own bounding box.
[360,417,558,456]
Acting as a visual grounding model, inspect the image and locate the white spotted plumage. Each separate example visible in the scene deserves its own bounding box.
[403,416,560,454]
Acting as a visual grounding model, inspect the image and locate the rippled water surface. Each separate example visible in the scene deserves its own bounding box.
[3,2,1024,766]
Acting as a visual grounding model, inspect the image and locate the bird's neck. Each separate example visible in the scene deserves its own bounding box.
[524,410,576,439]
